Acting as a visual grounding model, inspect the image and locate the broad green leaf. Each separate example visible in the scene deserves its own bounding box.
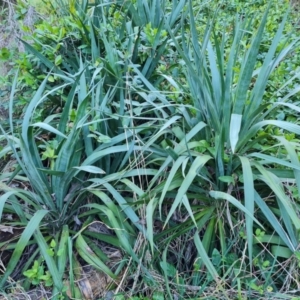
[0,191,16,222]
[74,166,106,174]
[209,191,262,227]
[194,233,219,280]
[202,217,216,254]
[89,190,132,235]
[88,181,143,232]
[218,176,235,184]
[271,245,293,258]
[239,156,254,269]
[254,235,284,245]
[55,55,62,66]
[229,114,242,153]
[30,122,67,139]
[275,136,300,193]
[75,234,116,278]
[274,136,300,247]
[182,194,198,228]
[82,236,108,263]
[120,178,145,197]
[68,238,76,297]
[57,225,69,276]
[147,197,158,255]
[82,204,134,254]
[207,40,221,110]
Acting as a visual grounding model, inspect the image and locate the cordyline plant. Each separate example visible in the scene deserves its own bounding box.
[0,0,189,298]
[0,71,146,297]
[1,0,300,298]
[138,0,300,291]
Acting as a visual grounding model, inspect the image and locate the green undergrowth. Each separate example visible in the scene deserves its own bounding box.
[0,0,300,299]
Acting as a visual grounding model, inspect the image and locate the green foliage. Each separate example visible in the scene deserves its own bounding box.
[0,0,300,299]
[23,260,53,287]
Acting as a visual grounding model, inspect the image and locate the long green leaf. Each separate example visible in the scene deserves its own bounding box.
[194,233,219,280]
[275,136,300,193]
[249,152,300,171]
[246,11,289,116]
[254,163,300,231]
[75,234,116,279]
[233,5,269,115]
[159,156,188,216]
[146,197,158,255]
[34,229,64,292]
[239,120,300,151]
[21,40,64,75]
[254,192,295,251]
[30,122,67,139]
[164,155,211,227]
[57,225,69,276]
[148,122,207,192]
[209,191,262,227]
[0,210,49,288]
[239,156,254,269]
[230,114,242,153]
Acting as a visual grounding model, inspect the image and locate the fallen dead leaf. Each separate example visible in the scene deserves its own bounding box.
[0,225,14,234]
